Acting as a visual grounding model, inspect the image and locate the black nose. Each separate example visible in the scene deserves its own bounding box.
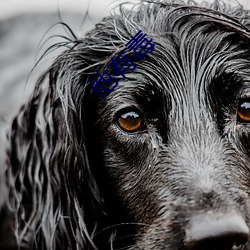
[185,213,249,250]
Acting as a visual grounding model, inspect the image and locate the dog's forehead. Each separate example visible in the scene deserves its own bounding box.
[111,21,250,103]
[109,3,250,94]
[93,3,250,122]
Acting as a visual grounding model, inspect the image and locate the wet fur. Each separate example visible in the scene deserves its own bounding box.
[2,0,250,249]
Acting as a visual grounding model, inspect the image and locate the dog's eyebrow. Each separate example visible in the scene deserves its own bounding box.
[211,70,243,92]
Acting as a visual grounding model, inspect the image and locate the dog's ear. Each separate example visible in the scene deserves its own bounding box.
[1,11,134,248]
[3,52,105,249]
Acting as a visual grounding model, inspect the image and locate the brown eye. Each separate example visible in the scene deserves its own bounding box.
[237,99,250,123]
[116,110,144,133]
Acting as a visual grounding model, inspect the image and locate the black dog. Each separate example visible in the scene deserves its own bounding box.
[2,0,250,249]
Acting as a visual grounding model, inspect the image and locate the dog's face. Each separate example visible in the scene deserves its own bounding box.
[4,1,250,250]
[85,3,250,249]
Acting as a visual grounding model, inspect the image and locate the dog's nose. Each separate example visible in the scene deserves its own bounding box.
[185,213,249,250]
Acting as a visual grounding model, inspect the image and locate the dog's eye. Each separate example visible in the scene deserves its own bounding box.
[237,99,250,123]
[116,110,144,133]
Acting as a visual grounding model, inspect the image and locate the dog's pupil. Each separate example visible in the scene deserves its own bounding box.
[237,100,250,122]
[240,101,250,110]
[121,111,139,120]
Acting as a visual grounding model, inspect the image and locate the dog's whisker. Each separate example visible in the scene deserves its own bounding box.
[93,222,149,238]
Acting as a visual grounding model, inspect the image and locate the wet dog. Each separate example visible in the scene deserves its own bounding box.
[1,0,250,249]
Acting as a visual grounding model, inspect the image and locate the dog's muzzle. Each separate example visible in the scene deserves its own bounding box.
[185,213,249,250]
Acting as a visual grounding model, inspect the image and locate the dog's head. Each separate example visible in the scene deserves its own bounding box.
[3,1,250,250]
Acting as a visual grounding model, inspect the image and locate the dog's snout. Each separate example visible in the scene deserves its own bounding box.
[185,213,249,250]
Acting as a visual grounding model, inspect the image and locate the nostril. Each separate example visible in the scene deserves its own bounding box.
[186,233,248,250]
[235,236,248,248]
[185,213,249,250]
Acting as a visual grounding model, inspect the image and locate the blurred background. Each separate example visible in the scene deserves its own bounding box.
[0,0,250,174]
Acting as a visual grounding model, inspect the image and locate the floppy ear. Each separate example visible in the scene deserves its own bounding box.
[3,49,106,249]
[0,9,139,247]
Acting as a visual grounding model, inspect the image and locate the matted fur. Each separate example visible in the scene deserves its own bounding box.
[2,0,250,249]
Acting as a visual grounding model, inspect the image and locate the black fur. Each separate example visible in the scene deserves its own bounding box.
[2,0,250,249]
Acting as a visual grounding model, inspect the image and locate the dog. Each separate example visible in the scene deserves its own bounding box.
[1,0,250,249]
